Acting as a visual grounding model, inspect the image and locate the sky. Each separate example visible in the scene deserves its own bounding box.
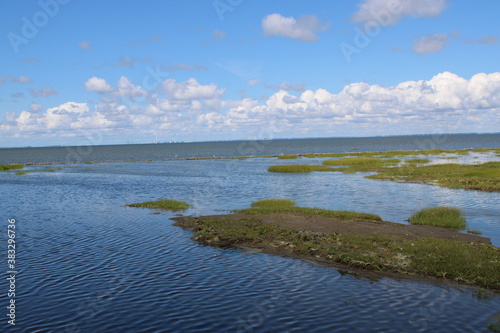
[0,0,499,147]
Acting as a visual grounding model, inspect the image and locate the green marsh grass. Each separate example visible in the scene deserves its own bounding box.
[408,207,466,230]
[0,164,23,171]
[467,229,482,235]
[277,154,299,159]
[404,158,430,165]
[368,161,500,192]
[236,201,382,221]
[175,214,500,290]
[251,199,296,208]
[127,199,190,211]
[267,164,335,173]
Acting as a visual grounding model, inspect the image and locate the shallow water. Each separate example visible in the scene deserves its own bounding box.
[1,135,499,332]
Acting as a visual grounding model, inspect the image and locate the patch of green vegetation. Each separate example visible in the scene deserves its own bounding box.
[442,157,459,160]
[175,216,500,291]
[407,207,466,230]
[472,148,492,153]
[267,164,335,173]
[404,158,431,165]
[126,199,190,211]
[467,229,482,235]
[489,321,500,332]
[235,204,382,222]
[367,161,500,192]
[319,157,400,174]
[323,157,400,167]
[0,164,24,171]
[15,171,30,175]
[277,154,299,159]
[251,199,296,208]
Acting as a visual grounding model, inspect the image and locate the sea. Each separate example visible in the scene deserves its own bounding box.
[1,133,499,332]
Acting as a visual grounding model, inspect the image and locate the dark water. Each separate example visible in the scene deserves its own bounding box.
[1,133,499,164]
[1,134,499,332]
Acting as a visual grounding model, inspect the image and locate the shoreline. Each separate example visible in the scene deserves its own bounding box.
[3,147,498,166]
[172,211,499,292]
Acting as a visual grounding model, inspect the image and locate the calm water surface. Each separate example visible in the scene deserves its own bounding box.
[1,134,499,332]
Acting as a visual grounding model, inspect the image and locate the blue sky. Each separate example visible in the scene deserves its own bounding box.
[1,0,499,147]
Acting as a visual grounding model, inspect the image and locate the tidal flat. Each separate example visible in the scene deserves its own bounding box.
[170,200,499,292]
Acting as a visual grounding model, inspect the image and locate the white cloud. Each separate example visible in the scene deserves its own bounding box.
[29,103,43,113]
[78,41,92,50]
[30,87,59,97]
[17,75,32,84]
[116,76,147,100]
[85,77,114,93]
[352,0,448,25]
[412,33,449,54]
[3,71,500,141]
[262,13,328,42]
[162,78,225,100]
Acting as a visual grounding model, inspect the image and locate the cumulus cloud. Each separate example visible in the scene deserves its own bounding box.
[78,41,92,50]
[162,78,225,100]
[412,33,449,54]
[30,87,59,97]
[3,71,500,141]
[85,77,114,93]
[262,13,328,42]
[352,0,448,25]
[29,103,43,113]
[85,76,147,101]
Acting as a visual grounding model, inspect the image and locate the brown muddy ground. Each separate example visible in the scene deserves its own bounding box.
[175,212,490,244]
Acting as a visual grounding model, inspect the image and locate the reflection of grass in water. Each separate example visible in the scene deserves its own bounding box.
[126,199,190,211]
[268,164,335,173]
[407,207,466,230]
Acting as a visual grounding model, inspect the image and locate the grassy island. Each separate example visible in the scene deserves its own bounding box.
[173,200,499,291]
[0,164,24,171]
[267,148,500,192]
[126,199,190,211]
